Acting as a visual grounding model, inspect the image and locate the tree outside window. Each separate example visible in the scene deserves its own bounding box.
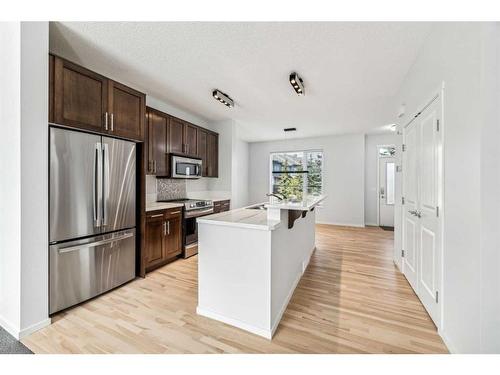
[270,151,323,201]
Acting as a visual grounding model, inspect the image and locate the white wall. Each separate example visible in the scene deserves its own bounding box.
[392,22,499,353]
[231,125,249,209]
[0,22,50,339]
[478,23,500,354]
[364,133,398,225]
[0,22,22,337]
[248,134,365,227]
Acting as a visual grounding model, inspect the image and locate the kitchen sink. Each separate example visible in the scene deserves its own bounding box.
[247,204,267,210]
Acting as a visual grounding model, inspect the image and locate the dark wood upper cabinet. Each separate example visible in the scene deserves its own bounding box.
[207,132,219,177]
[53,56,108,133]
[108,81,145,141]
[184,122,198,157]
[49,55,54,123]
[51,55,145,141]
[147,108,168,176]
[168,117,185,154]
[197,129,208,176]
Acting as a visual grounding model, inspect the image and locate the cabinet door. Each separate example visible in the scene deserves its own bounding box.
[168,117,185,154]
[49,55,54,123]
[184,123,198,157]
[197,129,208,176]
[148,109,168,176]
[145,214,165,269]
[220,200,231,212]
[207,132,219,177]
[54,56,107,132]
[165,214,182,258]
[108,81,145,141]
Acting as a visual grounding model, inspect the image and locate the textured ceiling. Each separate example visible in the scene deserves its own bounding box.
[50,22,432,142]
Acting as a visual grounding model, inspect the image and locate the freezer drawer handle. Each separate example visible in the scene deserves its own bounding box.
[57,232,134,254]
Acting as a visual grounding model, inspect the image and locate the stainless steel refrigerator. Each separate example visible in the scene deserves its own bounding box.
[49,127,136,314]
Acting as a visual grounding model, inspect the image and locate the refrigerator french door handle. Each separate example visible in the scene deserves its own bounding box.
[95,143,103,227]
[102,143,110,227]
[93,145,98,226]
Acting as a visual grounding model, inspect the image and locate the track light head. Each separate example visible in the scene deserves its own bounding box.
[289,72,305,96]
[212,89,234,108]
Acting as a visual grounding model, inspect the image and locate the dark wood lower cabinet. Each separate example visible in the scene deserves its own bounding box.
[213,200,230,213]
[145,208,183,272]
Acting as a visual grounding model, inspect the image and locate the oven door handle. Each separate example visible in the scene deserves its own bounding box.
[184,208,214,218]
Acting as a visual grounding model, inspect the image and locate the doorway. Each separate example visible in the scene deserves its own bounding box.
[377,145,396,230]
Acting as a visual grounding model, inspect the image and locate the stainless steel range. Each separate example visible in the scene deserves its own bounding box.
[159,198,213,258]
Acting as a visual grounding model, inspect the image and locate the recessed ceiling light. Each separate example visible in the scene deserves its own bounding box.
[289,72,305,96]
[212,89,234,108]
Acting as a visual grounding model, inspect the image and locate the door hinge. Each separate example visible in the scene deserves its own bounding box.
[436,206,439,217]
[402,144,406,152]
[436,119,440,132]
[402,196,405,205]
[435,291,439,303]
[401,249,405,257]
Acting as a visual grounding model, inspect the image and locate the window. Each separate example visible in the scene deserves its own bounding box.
[270,150,323,200]
[379,146,396,157]
[386,162,395,205]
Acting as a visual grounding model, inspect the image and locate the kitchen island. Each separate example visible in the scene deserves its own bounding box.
[196,195,326,339]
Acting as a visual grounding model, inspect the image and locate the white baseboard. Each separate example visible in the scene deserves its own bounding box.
[315,221,365,228]
[0,315,51,340]
[196,306,272,339]
[0,316,21,340]
[19,318,51,339]
[439,329,457,354]
[365,222,378,226]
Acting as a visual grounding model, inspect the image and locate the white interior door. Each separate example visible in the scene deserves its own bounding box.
[416,100,441,324]
[402,96,442,327]
[402,121,419,291]
[379,156,396,227]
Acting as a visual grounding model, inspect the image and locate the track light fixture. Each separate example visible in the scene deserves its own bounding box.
[289,72,305,96]
[212,89,234,108]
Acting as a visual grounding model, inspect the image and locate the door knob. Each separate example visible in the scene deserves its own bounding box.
[408,210,417,216]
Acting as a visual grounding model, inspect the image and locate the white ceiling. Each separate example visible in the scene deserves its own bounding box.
[50,22,432,142]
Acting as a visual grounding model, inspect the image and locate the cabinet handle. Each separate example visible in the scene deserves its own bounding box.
[150,214,163,218]
[167,220,170,235]
[154,160,157,173]
[168,210,181,215]
[104,112,109,130]
[163,221,167,236]
[110,113,114,131]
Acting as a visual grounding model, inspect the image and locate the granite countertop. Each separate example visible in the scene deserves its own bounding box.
[197,208,281,231]
[265,194,327,211]
[145,201,184,212]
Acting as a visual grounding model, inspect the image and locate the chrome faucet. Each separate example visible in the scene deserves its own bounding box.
[266,193,284,201]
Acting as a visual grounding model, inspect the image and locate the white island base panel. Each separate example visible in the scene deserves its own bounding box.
[197,208,316,339]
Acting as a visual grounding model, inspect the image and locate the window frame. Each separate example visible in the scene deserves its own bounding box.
[268,149,324,198]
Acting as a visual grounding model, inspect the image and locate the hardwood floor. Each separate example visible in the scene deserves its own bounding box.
[23,225,448,354]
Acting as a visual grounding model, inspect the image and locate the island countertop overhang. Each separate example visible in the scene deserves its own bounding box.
[196,195,326,231]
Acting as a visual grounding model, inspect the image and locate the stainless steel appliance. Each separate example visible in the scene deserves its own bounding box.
[49,127,136,314]
[159,199,213,258]
[171,155,202,179]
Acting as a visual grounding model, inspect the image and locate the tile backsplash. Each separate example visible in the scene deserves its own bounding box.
[156,178,187,201]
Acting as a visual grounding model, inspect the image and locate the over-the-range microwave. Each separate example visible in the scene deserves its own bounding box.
[171,155,202,179]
